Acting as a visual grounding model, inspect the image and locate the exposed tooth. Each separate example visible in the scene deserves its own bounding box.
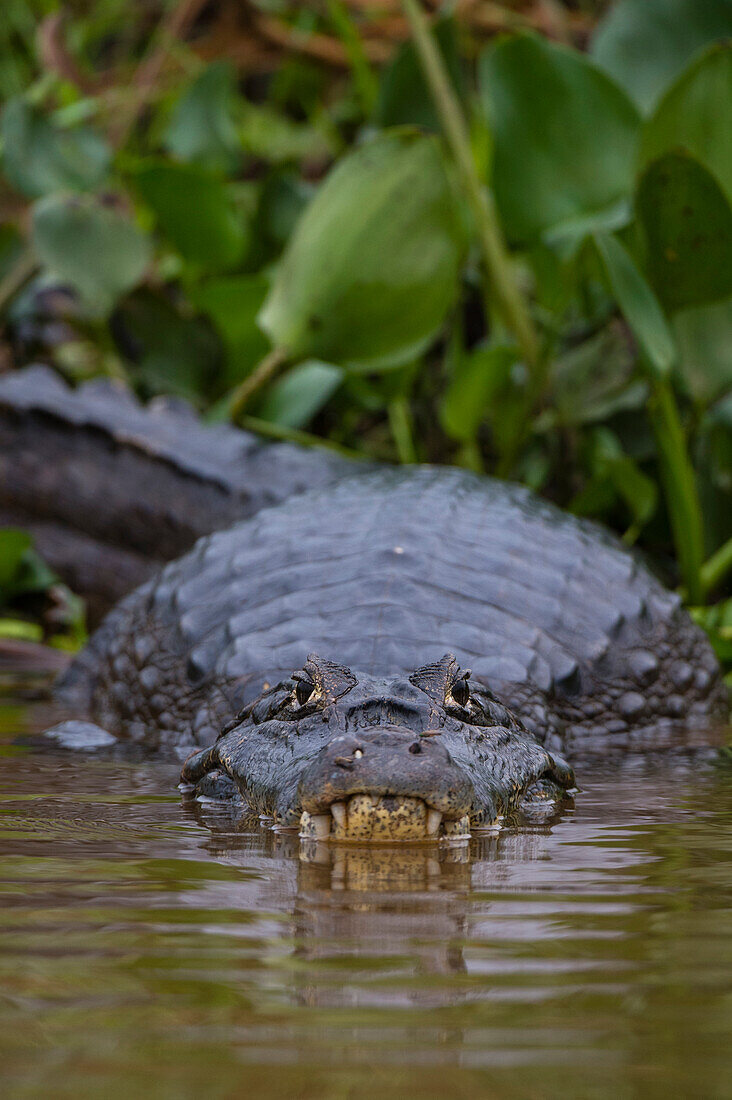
[311,814,331,839]
[426,809,442,836]
[331,802,347,831]
[442,814,471,841]
[299,811,331,840]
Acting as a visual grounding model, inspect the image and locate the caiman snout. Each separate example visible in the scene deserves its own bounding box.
[297,727,475,842]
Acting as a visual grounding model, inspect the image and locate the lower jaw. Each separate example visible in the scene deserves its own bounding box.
[299,793,472,842]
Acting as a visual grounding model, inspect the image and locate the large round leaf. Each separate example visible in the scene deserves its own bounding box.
[591,0,732,114]
[31,194,151,317]
[258,131,466,370]
[637,152,732,312]
[478,35,640,246]
[1,98,110,199]
[134,160,246,272]
[163,62,241,174]
[640,43,732,201]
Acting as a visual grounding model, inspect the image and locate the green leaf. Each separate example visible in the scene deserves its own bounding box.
[258,131,466,371]
[113,290,222,401]
[594,232,676,377]
[163,62,241,174]
[440,343,517,442]
[134,160,246,272]
[543,324,647,429]
[0,97,110,198]
[478,35,640,246]
[0,529,31,592]
[191,274,270,387]
[640,44,732,201]
[591,0,732,114]
[637,152,732,312]
[0,528,56,602]
[374,16,463,131]
[256,360,343,428]
[674,295,732,403]
[690,599,732,663]
[570,428,658,538]
[31,194,151,317]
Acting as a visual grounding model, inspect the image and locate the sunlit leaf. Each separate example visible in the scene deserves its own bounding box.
[31,194,151,317]
[637,152,732,312]
[478,35,640,246]
[134,160,246,272]
[440,343,517,442]
[594,232,676,377]
[0,97,110,198]
[256,360,343,428]
[259,131,466,371]
[591,0,732,114]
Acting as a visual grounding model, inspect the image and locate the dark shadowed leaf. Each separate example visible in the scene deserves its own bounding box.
[591,0,732,113]
[570,428,658,539]
[256,360,343,428]
[594,232,676,377]
[478,35,640,246]
[0,528,56,601]
[259,131,466,370]
[163,62,241,174]
[637,152,732,312]
[112,290,221,401]
[31,194,151,317]
[640,44,732,201]
[191,274,270,386]
[0,97,110,198]
[374,16,464,131]
[134,160,246,271]
[542,324,647,429]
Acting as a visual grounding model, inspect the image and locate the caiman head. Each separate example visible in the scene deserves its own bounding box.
[181,653,574,842]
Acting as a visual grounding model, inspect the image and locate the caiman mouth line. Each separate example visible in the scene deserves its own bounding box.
[299,793,472,843]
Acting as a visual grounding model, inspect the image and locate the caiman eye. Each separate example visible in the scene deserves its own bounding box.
[295,677,315,706]
[451,676,470,707]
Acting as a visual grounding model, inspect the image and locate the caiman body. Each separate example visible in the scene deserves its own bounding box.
[0,368,727,842]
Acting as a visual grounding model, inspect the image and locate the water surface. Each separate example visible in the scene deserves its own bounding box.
[2,700,731,1099]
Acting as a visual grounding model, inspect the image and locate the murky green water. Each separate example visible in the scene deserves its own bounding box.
[2,701,732,1099]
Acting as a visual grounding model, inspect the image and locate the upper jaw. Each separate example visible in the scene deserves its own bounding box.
[295,726,486,842]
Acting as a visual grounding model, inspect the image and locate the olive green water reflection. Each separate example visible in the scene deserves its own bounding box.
[1,704,732,1099]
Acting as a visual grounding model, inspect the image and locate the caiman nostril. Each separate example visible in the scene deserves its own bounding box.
[408,741,422,754]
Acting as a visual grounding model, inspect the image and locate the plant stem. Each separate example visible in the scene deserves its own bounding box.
[387,397,417,464]
[229,347,289,422]
[0,248,38,313]
[701,536,732,597]
[646,376,705,604]
[238,413,363,460]
[401,0,539,375]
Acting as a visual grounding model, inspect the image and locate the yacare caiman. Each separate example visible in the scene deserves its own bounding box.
[0,367,728,843]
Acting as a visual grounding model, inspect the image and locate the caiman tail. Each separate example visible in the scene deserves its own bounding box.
[0,366,350,623]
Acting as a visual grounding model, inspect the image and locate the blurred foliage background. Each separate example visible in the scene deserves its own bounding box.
[0,0,731,678]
